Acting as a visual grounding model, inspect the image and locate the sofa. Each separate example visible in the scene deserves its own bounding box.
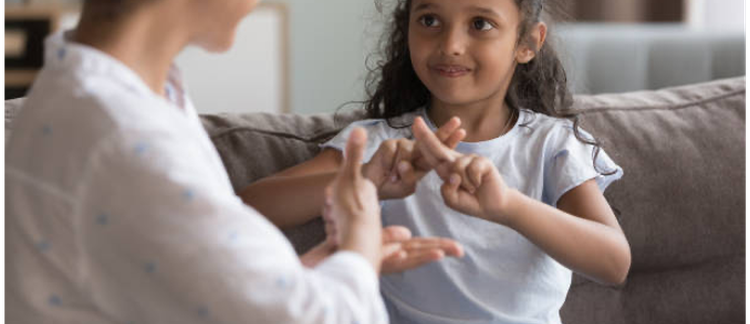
[5,76,745,323]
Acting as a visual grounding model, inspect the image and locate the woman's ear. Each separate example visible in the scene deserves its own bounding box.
[516,22,547,64]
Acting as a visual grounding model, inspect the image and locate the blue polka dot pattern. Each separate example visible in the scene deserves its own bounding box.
[57,48,66,60]
[48,294,62,306]
[134,142,148,155]
[165,86,173,101]
[144,262,157,274]
[197,306,210,318]
[275,276,287,288]
[37,240,50,252]
[96,213,109,225]
[182,189,195,201]
[41,125,52,136]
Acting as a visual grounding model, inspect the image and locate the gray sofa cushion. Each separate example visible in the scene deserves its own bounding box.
[560,77,745,324]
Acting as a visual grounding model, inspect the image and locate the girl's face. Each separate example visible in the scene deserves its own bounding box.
[188,0,261,52]
[408,0,531,107]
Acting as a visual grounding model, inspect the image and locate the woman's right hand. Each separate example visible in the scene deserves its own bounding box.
[323,127,383,271]
[363,117,465,200]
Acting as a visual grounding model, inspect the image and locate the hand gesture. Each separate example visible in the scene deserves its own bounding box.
[324,128,383,269]
[304,223,464,274]
[412,117,513,224]
[379,229,464,274]
[363,117,465,200]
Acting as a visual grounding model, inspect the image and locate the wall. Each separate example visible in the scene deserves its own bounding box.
[32,0,742,114]
[177,5,286,115]
[262,0,382,115]
[685,0,745,30]
[259,0,744,114]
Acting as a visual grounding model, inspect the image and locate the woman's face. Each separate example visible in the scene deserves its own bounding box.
[188,0,261,52]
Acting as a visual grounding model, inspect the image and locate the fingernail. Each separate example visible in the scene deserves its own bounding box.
[390,174,398,182]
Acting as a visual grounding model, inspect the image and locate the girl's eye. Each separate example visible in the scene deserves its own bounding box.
[419,15,441,28]
[472,18,494,31]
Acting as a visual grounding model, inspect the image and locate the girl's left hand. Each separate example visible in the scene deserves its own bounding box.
[412,117,513,224]
[436,155,511,224]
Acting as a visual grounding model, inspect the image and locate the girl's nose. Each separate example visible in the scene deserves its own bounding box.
[439,27,466,57]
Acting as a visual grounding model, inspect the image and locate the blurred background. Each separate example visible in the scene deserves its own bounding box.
[4,0,746,114]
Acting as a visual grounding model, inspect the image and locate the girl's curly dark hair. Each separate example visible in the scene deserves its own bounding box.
[364,0,613,175]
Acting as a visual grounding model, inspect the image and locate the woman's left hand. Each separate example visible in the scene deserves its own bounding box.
[304,209,464,273]
[380,233,464,274]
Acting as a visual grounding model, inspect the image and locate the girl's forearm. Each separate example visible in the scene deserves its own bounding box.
[239,172,337,228]
[500,190,631,285]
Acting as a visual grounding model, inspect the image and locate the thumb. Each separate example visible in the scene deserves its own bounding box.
[343,127,368,179]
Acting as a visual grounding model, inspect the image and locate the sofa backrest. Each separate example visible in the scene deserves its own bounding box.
[559,77,745,324]
[5,77,745,324]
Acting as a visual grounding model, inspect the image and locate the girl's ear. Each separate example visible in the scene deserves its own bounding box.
[516,22,547,64]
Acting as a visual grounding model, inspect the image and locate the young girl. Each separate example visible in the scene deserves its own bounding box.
[241,0,631,323]
[5,0,463,323]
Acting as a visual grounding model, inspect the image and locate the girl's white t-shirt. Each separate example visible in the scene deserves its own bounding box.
[323,107,623,324]
[6,32,387,324]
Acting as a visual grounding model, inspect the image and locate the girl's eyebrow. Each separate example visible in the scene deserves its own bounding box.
[467,5,505,22]
[413,3,508,25]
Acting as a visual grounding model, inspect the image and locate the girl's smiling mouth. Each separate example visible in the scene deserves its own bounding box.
[432,64,472,77]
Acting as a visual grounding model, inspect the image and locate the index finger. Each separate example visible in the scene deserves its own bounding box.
[382,225,412,243]
[413,117,457,164]
[435,117,461,143]
[342,127,368,179]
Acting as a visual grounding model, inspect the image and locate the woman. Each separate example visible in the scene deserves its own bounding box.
[5,0,461,323]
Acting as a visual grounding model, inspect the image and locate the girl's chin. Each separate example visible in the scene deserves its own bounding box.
[430,92,480,107]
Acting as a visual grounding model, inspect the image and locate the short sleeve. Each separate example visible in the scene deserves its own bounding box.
[76,127,387,324]
[542,125,624,207]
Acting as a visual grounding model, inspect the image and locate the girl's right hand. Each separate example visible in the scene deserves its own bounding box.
[362,117,465,200]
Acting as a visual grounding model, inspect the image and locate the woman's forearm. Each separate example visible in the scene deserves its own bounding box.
[239,172,337,228]
[501,190,631,285]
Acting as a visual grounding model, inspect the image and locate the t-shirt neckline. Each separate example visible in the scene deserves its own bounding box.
[419,107,527,153]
